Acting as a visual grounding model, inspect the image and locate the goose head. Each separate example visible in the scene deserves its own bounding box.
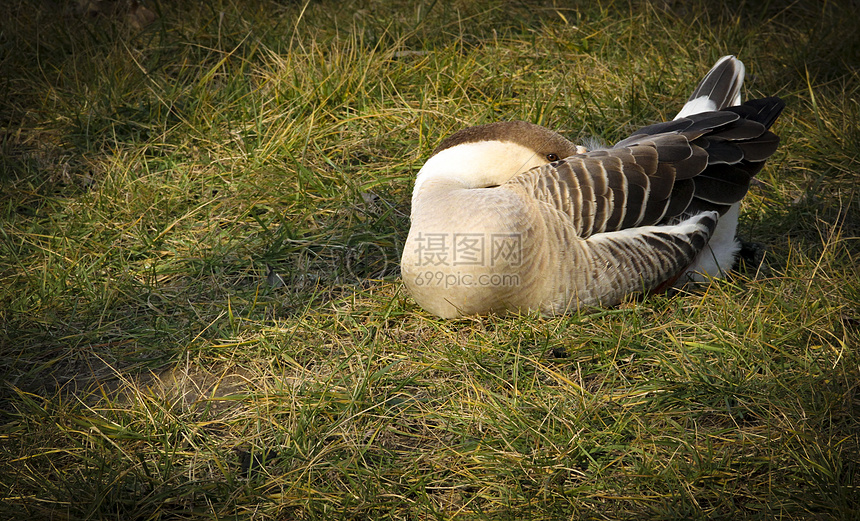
[411,121,581,207]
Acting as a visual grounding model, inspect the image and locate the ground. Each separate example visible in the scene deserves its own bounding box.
[1,1,858,519]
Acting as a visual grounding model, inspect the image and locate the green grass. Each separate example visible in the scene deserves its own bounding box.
[1,0,858,519]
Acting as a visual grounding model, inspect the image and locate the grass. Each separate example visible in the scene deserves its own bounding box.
[1,0,858,519]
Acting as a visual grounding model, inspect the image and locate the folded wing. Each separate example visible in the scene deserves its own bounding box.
[510,97,785,239]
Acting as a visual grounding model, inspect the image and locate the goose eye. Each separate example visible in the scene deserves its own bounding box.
[546,153,559,162]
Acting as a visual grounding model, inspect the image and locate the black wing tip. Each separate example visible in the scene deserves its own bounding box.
[731,97,786,129]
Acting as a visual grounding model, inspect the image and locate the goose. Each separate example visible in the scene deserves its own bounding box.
[401,56,785,318]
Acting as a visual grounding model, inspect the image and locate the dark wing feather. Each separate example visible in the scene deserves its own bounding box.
[508,97,785,238]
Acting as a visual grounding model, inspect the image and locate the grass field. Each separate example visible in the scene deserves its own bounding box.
[1,0,858,519]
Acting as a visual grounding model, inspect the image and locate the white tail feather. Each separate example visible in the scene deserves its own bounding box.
[675,55,745,119]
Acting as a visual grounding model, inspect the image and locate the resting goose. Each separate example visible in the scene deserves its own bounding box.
[402,56,785,318]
